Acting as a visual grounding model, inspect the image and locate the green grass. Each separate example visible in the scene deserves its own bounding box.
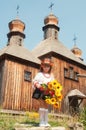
[0,112,69,130]
[0,113,23,130]
[0,109,85,130]
[79,107,86,130]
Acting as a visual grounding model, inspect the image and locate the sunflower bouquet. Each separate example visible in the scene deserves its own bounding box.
[40,79,63,109]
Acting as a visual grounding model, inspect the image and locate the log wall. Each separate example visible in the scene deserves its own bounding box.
[1,58,39,111]
[0,54,86,112]
[52,56,86,96]
[0,60,5,105]
[52,56,86,112]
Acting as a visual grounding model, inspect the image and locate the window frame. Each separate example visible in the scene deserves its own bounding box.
[64,68,69,78]
[24,70,32,82]
[64,67,79,81]
[69,67,74,79]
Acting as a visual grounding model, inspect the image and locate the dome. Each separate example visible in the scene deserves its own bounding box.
[71,45,82,58]
[9,19,25,33]
[44,13,59,26]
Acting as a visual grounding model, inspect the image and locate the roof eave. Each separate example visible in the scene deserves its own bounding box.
[0,53,40,67]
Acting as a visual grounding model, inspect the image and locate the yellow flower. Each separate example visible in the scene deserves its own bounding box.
[48,82,53,90]
[53,102,60,109]
[56,84,63,91]
[45,99,51,104]
[43,79,63,109]
[51,80,59,89]
[50,98,56,105]
[57,94,63,102]
[55,90,61,97]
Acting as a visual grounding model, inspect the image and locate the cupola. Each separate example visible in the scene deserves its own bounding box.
[7,18,25,46]
[71,44,82,59]
[9,19,25,33]
[44,13,58,26]
[42,12,60,40]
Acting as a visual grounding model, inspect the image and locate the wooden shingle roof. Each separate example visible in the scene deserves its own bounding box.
[0,44,40,64]
[68,89,86,99]
[32,37,86,66]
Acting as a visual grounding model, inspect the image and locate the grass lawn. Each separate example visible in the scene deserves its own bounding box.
[0,111,72,130]
[0,109,86,130]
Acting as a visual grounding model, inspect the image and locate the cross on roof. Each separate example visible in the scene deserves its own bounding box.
[49,2,54,12]
[16,5,19,16]
[73,34,77,45]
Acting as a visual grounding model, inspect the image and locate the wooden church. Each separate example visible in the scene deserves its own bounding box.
[0,11,86,114]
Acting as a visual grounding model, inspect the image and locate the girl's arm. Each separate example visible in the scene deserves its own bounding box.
[32,72,42,89]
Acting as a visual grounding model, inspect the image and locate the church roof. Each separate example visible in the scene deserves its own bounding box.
[0,16,40,65]
[0,44,40,64]
[32,37,86,66]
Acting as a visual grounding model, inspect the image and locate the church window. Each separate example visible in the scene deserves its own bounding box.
[74,72,78,81]
[55,31,57,39]
[64,68,69,78]
[64,67,79,81]
[24,71,31,82]
[69,67,74,79]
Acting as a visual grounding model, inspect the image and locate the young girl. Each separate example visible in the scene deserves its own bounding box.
[32,58,54,127]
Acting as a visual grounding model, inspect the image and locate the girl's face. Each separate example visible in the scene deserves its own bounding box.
[42,64,51,73]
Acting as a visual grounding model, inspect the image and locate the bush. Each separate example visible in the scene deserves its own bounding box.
[79,107,86,129]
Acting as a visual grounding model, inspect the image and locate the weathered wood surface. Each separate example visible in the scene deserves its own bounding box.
[0,55,86,112]
[52,56,86,96]
[15,127,66,130]
[1,58,39,111]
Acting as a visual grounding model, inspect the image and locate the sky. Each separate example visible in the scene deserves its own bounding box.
[0,0,86,62]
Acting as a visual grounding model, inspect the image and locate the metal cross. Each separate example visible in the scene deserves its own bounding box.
[49,2,54,12]
[16,5,19,16]
[73,34,77,45]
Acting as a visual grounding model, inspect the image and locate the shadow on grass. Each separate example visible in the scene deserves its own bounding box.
[21,120,39,127]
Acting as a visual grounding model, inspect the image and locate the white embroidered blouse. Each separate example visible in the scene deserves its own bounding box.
[32,72,54,89]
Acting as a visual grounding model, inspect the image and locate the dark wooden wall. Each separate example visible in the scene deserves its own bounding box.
[0,60,5,105]
[52,56,86,95]
[0,54,86,112]
[1,58,39,111]
[52,56,86,112]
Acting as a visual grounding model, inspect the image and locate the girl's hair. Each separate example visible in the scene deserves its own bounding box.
[40,65,52,73]
[39,58,53,73]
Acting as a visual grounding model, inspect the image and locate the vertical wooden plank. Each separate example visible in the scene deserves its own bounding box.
[1,55,86,112]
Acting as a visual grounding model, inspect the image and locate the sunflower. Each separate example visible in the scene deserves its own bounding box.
[53,102,60,109]
[51,80,58,89]
[50,97,56,105]
[45,99,51,104]
[41,79,63,109]
[48,82,53,90]
[57,94,63,101]
[56,84,63,91]
[55,90,61,97]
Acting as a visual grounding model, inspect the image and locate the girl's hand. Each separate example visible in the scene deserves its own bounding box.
[35,83,41,88]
